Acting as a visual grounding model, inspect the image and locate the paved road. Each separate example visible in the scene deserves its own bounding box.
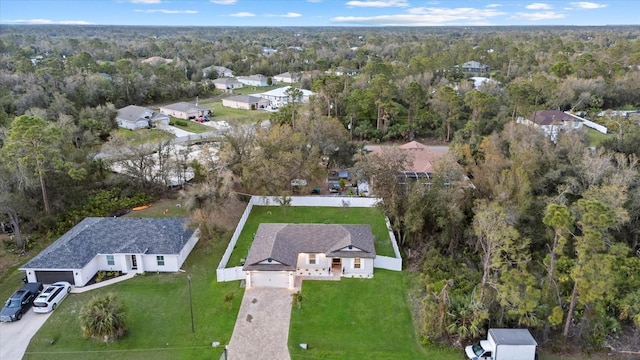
[227,288,294,360]
[0,309,52,360]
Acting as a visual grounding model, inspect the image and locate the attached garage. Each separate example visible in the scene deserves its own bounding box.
[34,270,75,285]
[248,271,289,288]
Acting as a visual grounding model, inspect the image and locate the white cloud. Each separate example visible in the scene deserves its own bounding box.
[210,0,237,4]
[230,12,256,17]
[486,3,502,8]
[526,3,552,10]
[570,2,607,9]
[332,7,506,26]
[5,19,94,25]
[128,0,162,3]
[278,13,302,18]
[346,0,409,8]
[512,11,565,20]
[134,9,197,14]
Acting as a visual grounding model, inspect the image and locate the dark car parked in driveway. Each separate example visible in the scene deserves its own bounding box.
[0,282,43,322]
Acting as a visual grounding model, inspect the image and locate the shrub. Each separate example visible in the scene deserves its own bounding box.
[79,293,127,342]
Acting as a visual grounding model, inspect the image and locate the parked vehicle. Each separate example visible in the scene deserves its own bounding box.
[32,281,72,313]
[0,282,43,322]
[465,328,537,360]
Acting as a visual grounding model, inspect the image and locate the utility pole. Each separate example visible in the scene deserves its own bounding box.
[187,273,194,333]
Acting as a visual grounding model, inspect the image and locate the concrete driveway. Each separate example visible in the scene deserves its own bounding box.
[227,288,294,360]
[0,309,52,360]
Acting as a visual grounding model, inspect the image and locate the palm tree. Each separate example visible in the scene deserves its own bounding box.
[79,293,126,342]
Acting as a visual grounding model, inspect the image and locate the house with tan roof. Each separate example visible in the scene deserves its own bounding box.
[243,224,376,288]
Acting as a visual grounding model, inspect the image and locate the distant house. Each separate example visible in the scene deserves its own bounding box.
[470,76,499,89]
[455,60,490,73]
[203,65,234,78]
[325,67,357,76]
[21,218,199,287]
[237,74,269,87]
[364,141,466,193]
[221,95,270,110]
[517,110,585,142]
[159,102,210,120]
[213,78,244,92]
[273,72,301,84]
[261,47,278,55]
[243,224,376,288]
[116,105,169,130]
[258,86,315,107]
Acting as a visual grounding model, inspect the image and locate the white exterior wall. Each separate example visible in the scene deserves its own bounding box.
[141,254,180,272]
[78,257,101,286]
[177,231,200,268]
[221,99,252,110]
[295,253,331,276]
[343,258,374,278]
[118,119,150,130]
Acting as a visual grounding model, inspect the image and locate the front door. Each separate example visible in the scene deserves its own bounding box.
[131,255,137,270]
[332,258,341,272]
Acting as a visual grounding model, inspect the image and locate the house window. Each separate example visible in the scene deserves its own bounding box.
[354,257,361,269]
[106,255,115,266]
[157,256,165,266]
[309,254,316,265]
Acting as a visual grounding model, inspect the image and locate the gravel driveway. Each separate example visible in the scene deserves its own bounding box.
[0,310,52,359]
[227,288,294,360]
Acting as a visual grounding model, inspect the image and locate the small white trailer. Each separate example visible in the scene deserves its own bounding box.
[465,328,538,360]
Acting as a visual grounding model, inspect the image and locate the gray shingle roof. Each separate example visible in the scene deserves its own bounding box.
[225,95,262,104]
[21,218,196,270]
[244,224,375,271]
[117,105,153,122]
[160,102,209,113]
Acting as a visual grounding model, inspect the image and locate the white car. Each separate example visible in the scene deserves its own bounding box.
[32,281,71,313]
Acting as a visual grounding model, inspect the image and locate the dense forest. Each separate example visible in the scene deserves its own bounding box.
[1,25,640,355]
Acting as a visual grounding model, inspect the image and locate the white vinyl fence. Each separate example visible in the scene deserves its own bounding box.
[216,196,402,283]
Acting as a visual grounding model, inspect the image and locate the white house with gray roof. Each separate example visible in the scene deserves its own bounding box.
[221,95,270,110]
[243,224,376,288]
[116,105,170,130]
[159,102,210,120]
[21,218,199,287]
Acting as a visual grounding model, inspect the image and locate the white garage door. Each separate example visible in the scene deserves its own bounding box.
[250,272,289,288]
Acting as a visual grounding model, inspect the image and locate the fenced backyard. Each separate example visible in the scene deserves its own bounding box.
[216,196,402,283]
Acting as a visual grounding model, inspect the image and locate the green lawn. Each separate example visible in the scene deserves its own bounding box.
[584,127,611,147]
[226,205,396,268]
[168,117,213,134]
[115,128,173,143]
[24,226,243,359]
[200,101,270,123]
[288,270,460,360]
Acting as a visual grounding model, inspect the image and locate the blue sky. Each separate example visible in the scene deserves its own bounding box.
[0,0,638,26]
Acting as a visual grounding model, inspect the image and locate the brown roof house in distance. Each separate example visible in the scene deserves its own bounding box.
[243,224,376,289]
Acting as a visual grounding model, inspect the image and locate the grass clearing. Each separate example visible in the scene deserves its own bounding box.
[200,101,270,123]
[115,128,173,143]
[124,198,189,218]
[584,127,611,147]
[168,117,213,134]
[289,270,460,360]
[226,205,396,268]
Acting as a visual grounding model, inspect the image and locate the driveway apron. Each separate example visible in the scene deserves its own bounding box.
[227,287,293,360]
